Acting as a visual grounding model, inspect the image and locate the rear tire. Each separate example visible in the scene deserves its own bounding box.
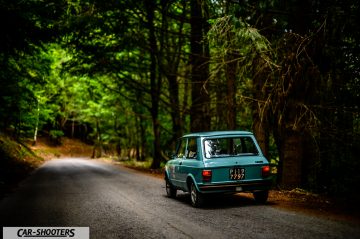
[190,182,204,207]
[165,178,177,198]
[253,190,269,204]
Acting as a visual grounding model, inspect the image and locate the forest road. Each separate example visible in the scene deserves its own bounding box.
[0,158,359,239]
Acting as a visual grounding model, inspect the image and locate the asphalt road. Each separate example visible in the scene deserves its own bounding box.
[0,158,359,239]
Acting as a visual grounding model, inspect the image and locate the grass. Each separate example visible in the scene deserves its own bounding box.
[115,157,165,177]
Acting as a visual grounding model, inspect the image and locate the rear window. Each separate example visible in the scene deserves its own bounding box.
[203,136,259,158]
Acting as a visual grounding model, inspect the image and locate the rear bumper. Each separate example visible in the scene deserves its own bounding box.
[198,179,272,193]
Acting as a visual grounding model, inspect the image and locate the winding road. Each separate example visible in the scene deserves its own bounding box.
[0,158,359,238]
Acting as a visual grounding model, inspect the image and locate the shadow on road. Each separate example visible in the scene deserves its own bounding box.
[166,192,275,209]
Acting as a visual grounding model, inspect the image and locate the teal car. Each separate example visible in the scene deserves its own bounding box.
[164,131,272,207]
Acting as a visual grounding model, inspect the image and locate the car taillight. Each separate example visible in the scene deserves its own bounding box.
[262,165,270,178]
[202,170,212,182]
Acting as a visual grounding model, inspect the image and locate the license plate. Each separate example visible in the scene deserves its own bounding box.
[230,168,245,180]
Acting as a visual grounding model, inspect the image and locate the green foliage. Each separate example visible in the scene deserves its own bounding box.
[0,0,66,137]
[208,14,274,79]
[207,15,275,131]
[49,130,64,144]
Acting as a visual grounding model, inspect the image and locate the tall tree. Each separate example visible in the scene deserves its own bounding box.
[159,0,189,142]
[190,0,211,132]
[145,0,165,168]
[251,0,360,191]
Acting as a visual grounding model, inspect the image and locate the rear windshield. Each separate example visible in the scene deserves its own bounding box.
[203,136,259,158]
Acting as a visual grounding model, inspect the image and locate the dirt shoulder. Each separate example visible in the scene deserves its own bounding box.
[30,137,93,160]
[268,190,360,224]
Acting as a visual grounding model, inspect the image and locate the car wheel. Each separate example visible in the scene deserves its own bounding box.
[165,178,177,198]
[190,182,204,207]
[253,190,269,204]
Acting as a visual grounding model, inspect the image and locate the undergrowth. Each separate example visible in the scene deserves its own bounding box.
[0,134,44,197]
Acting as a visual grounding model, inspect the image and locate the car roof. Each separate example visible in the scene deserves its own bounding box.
[182,131,253,138]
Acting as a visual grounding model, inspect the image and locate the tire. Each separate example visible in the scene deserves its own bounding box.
[190,182,204,207]
[253,190,269,204]
[165,178,177,198]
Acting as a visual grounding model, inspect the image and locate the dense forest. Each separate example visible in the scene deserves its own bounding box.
[0,0,359,196]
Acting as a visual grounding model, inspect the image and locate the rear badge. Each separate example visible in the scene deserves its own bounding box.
[236,186,243,192]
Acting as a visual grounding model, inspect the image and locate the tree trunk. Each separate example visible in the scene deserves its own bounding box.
[252,57,269,158]
[168,74,183,140]
[139,115,146,161]
[277,0,310,189]
[272,0,312,189]
[161,0,187,145]
[92,118,103,158]
[71,119,75,138]
[280,129,303,189]
[33,98,40,146]
[190,0,210,132]
[252,117,269,158]
[145,1,164,169]
[225,53,237,130]
[215,81,226,130]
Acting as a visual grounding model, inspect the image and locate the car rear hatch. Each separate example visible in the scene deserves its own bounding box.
[199,134,272,192]
[204,155,268,181]
[200,155,271,192]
